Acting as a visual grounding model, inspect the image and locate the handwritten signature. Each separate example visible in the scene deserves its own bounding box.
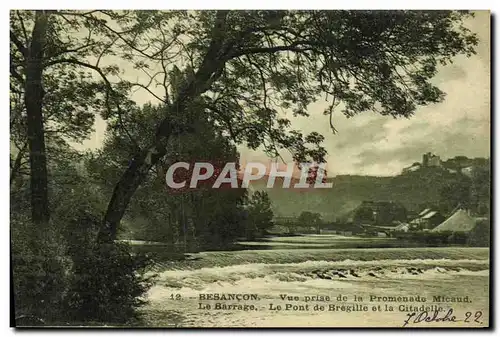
[402,309,459,327]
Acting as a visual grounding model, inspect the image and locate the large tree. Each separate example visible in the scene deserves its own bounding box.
[10,10,131,226]
[94,10,478,242]
[11,10,479,241]
[86,99,248,247]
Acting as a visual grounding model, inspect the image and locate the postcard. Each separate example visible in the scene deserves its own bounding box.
[10,9,490,328]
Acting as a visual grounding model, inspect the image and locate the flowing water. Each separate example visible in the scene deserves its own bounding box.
[139,235,490,328]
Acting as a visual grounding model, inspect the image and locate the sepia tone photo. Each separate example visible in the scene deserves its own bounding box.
[10,10,490,328]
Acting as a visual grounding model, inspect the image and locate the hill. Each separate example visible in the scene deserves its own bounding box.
[249,166,483,222]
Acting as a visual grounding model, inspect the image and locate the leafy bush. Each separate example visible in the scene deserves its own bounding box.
[467,219,490,247]
[245,191,274,239]
[297,211,323,234]
[64,241,155,324]
[11,213,72,324]
[55,203,155,324]
[12,190,155,325]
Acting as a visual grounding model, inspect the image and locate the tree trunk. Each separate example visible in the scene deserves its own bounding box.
[25,11,50,226]
[98,12,230,242]
[98,133,172,242]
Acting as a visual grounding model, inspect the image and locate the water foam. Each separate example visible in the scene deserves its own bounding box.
[153,258,488,291]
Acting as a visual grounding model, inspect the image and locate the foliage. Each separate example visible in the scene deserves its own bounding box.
[297,211,322,233]
[467,219,490,247]
[11,153,154,325]
[10,10,128,224]
[439,162,490,216]
[185,10,477,162]
[352,201,407,225]
[470,165,490,216]
[31,10,476,241]
[11,213,72,324]
[10,9,484,325]
[245,191,274,239]
[439,175,472,213]
[262,160,490,222]
[64,240,154,324]
[86,100,249,248]
[83,9,479,162]
[51,158,154,324]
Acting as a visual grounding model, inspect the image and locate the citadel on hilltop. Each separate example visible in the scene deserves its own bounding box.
[402,152,441,174]
[422,152,442,168]
[402,152,487,176]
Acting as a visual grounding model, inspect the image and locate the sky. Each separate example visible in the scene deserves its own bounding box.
[74,11,490,177]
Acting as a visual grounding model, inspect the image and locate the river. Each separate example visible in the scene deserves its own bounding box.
[137,235,490,328]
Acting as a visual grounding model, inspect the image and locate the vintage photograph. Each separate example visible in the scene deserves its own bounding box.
[10,10,490,328]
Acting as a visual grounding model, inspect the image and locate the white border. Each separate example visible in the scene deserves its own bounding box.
[5,2,497,10]
[2,2,497,336]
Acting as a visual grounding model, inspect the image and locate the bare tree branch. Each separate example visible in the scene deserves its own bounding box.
[10,31,28,57]
[16,11,29,45]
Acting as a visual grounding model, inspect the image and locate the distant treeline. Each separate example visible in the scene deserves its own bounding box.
[260,160,490,222]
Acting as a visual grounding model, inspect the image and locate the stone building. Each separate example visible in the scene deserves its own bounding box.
[422,152,442,167]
